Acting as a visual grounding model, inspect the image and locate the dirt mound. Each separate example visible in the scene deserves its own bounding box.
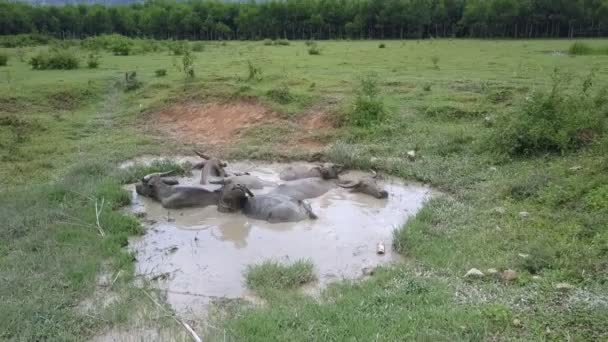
[156,101,279,145]
[152,100,334,151]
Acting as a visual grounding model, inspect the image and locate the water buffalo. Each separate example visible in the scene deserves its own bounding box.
[271,171,389,200]
[136,171,221,209]
[192,151,228,184]
[337,171,389,199]
[209,174,276,190]
[217,183,317,223]
[279,163,343,181]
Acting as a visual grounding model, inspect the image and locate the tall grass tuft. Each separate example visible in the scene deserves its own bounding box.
[245,259,315,291]
[568,42,608,55]
[350,73,386,126]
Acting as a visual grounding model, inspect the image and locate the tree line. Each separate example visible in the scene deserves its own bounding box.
[1,0,608,40]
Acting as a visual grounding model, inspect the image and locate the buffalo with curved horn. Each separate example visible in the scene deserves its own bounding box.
[279,163,343,181]
[217,183,317,223]
[136,171,221,209]
[209,174,276,190]
[193,150,228,185]
[337,171,388,199]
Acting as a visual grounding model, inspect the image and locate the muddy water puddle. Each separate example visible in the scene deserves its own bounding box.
[126,160,432,317]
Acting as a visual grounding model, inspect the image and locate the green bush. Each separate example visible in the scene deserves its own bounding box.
[308,43,321,55]
[378,43,386,48]
[168,41,189,55]
[86,53,100,69]
[29,49,79,70]
[274,39,290,46]
[491,71,606,155]
[246,60,262,81]
[0,34,53,48]
[263,39,273,46]
[191,42,205,52]
[267,83,293,104]
[110,39,132,56]
[568,42,608,56]
[0,54,7,66]
[350,73,386,126]
[155,69,167,77]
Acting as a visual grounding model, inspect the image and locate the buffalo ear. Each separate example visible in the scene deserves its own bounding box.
[162,178,179,185]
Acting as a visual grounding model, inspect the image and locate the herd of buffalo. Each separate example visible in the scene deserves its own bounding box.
[135,152,389,223]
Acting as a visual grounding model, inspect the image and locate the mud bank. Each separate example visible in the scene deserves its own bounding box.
[126,160,433,318]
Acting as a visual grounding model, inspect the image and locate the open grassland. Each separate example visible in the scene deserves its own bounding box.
[1,39,607,341]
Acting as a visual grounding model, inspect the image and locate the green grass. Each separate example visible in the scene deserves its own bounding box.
[1,39,608,340]
[245,259,315,292]
[569,41,608,55]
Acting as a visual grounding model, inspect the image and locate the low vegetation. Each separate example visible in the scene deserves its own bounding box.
[245,259,315,292]
[0,53,7,66]
[1,39,607,340]
[568,41,608,55]
[29,49,79,70]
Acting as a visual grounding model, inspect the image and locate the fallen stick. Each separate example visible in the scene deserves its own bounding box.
[94,197,106,237]
[142,290,202,342]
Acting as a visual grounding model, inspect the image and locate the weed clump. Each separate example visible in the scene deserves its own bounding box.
[308,42,321,55]
[274,39,290,46]
[431,56,440,70]
[168,40,189,55]
[86,52,100,69]
[124,71,142,91]
[266,83,293,104]
[246,60,262,81]
[350,73,386,126]
[29,49,79,70]
[491,70,606,156]
[263,39,273,46]
[191,42,205,52]
[379,43,386,48]
[0,34,52,48]
[0,54,7,66]
[568,42,608,55]
[155,69,167,77]
[245,259,315,291]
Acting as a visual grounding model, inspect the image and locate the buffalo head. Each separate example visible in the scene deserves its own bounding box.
[337,171,388,199]
[315,163,343,180]
[217,183,254,213]
[135,171,178,199]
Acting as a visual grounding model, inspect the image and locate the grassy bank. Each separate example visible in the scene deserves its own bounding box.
[1,39,607,340]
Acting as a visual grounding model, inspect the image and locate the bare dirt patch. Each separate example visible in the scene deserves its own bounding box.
[149,100,335,152]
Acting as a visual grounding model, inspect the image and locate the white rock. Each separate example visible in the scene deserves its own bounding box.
[518,253,530,258]
[501,269,518,281]
[376,242,385,255]
[519,211,529,218]
[532,276,542,281]
[406,150,416,160]
[464,268,484,278]
[486,268,499,275]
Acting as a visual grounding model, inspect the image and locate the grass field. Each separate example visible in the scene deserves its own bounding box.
[1,39,607,340]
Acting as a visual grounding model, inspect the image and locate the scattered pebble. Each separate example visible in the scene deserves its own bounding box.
[569,166,582,171]
[406,150,416,160]
[532,275,542,281]
[518,253,530,258]
[492,207,506,214]
[519,211,529,218]
[464,268,484,278]
[486,268,499,275]
[501,269,518,282]
[376,242,385,255]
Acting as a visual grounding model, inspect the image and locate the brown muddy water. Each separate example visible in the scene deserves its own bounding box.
[124,158,433,318]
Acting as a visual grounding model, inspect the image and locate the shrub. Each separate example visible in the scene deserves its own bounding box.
[431,56,440,70]
[350,73,385,126]
[191,42,205,52]
[86,53,100,69]
[0,34,53,48]
[181,50,195,79]
[267,83,293,104]
[491,70,606,156]
[124,71,142,91]
[111,39,132,56]
[29,49,79,70]
[263,39,273,46]
[274,39,290,46]
[0,54,7,66]
[246,60,262,81]
[168,40,189,55]
[568,42,608,56]
[308,42,321,55]
[155,69,167,77]
[423,84,432,92]
[304,40,315,46]
[378,43,386,48]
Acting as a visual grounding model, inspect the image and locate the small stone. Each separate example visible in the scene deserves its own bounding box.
[501,269,518,282]
[532,275,542,281]
[555,282,574,290]
[518,253,530,258]
[486,268,499,275]
[512,319,522,328]
[489,166,497,172]
[406,150,416,160]
[569,166,582,171]
[519,211,529,218]
[464,268,484,278]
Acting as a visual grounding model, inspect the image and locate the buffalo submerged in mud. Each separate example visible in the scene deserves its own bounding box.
[134,154,389,223]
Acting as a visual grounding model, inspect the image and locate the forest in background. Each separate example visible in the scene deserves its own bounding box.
[1,0,608,40]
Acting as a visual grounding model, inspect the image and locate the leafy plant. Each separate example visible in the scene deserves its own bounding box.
[155,69,167,77]
[266,83,293,104]
[191,42,205,52]
[86,52,100,69]
[308,42,321,55]
[431,56,440,70]
[274,39,290,46]
[181,50,195,79]
[263,39,273,46]
[350,73,385,126]
[29,49,79,70]
[0,54,7,66]
[379,43,386,48]
[246,60,262,81]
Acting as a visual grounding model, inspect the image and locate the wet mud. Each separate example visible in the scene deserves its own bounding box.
[126,160,433,317]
